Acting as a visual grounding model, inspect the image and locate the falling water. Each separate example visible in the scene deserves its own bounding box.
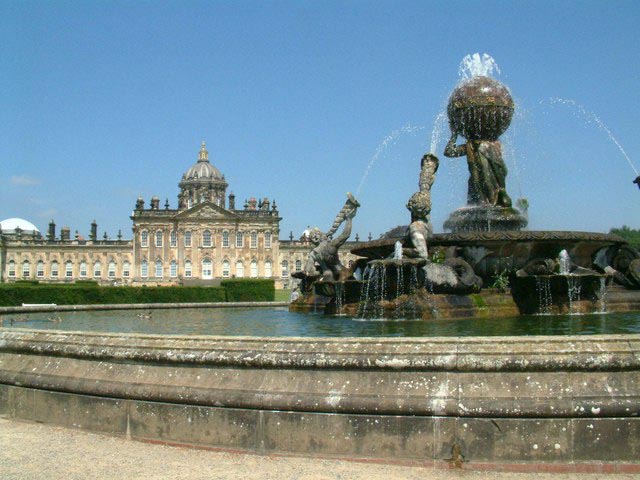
[357,265,374,318]
[408,265,420,319]
[548,98,638,175]
[429,110,448,154]
[567,276,582,315]
[357,262,387,319]
[393,263,405,319]
[535,277,553,315]
[355,124,425,197]
[335,282,345,316]
[597,276,608,314]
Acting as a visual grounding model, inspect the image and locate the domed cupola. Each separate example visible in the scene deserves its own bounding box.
[178,141,229,209]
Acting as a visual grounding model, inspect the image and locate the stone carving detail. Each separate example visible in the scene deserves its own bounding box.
[443,75,527,232]
[403,153,482,293]
[405,153,439,261]
[301,193,360,282]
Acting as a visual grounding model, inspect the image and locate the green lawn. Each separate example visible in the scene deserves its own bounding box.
[275,289,291,302]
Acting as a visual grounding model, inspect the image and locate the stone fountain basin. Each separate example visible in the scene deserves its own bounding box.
[352,231,627,280]
[1,327,640,465]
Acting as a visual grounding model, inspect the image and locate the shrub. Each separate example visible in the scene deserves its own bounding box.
[222,279,275,302]
[0,279,274,306]
[0,285,225,306]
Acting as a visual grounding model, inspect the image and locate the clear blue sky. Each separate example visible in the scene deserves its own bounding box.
[2,0,639,240]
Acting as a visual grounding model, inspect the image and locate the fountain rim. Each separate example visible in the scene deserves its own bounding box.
[3,325,640,346]
[351,230,627,257]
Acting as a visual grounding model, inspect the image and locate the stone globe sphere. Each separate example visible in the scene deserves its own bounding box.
[447,75,514,141]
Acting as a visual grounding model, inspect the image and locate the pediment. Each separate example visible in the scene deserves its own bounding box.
[176,202,238,220]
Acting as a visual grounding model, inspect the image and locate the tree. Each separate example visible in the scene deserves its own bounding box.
[610,225,640,249]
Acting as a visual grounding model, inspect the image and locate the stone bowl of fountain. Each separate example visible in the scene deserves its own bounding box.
[448,75,514,141]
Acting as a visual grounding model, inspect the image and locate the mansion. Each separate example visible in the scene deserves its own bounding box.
[0,142,362,289]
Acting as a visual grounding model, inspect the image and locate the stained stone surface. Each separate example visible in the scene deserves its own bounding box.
[1,329,640,464]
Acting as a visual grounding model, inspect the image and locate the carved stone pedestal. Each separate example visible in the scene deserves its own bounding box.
[444,206,527,233]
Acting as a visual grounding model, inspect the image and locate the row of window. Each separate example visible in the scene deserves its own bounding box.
[7,260,131,279]
[140,230,272,249]
[7,258,327,280]
[139,259,273,279]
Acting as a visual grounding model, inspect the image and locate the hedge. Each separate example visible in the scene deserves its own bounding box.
[0,279,275,306]
[221,279,275,302]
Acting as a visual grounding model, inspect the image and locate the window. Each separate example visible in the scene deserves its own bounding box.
[141,260,149,278]
[184,260,192,278]
[236,231,243,248]
[51,261,59,278]
[222,260,230,278]
[295,259,302,272]
[155,260,163,278]
[79,261,87,277]
[250,260,258,278]
[281,260,289,278]
[236,260,244,278]
[66,261,74,278]
[264,260,272,278]
[141,230,148,247]
[8,260,16,278]
[93,261,101,278]
[22,260,30,278]
[170,260,177,278]
[265,232,272,248]
[203,230,212,247]
[155,231,163,247]
[122,261,130,278]
[202,258,213,279]
[36,261,44,278]
[108,261,116,278]
[250,232,257,249]
[348,260,354,269]
[184,231,192,247]
[170,230,177,247]
[222,231,229,248]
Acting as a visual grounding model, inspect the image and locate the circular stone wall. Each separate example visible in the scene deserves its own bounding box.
[1,328,639,468]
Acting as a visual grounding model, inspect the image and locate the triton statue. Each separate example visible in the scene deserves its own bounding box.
[406,153,439,261]
[303,193,360,281]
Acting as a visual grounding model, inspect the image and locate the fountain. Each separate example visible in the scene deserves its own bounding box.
[2,54,640,469]
[341,54,640,320]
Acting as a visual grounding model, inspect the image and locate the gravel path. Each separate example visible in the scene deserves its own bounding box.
[0,417,637,480]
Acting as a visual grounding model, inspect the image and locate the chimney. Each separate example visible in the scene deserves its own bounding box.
[90,220,98,241]
[61,226,71,241]
[47,220,56,241]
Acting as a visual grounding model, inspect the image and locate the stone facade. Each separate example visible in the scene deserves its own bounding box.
[0,142,363,289]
